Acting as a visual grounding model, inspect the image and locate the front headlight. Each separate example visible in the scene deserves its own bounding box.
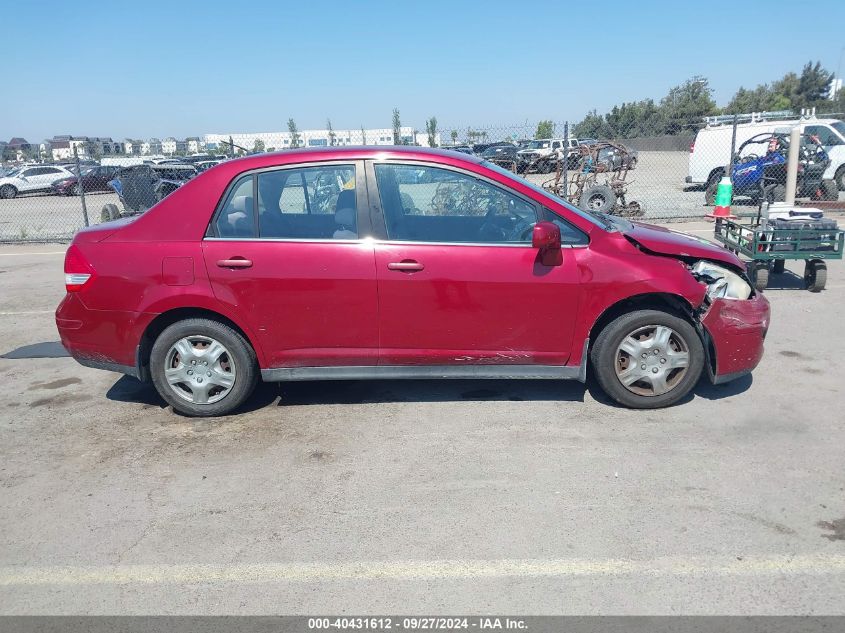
[690,261,752,300]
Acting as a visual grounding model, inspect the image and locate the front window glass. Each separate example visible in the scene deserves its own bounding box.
[480,159,609,230]
[374,163,537,244]
[528,140,550,149]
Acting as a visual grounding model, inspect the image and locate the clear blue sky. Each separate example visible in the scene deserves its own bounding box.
[4,0,845,141]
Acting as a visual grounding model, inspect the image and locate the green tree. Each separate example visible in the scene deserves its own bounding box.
[660,76,717,134]
[266,147,276,152]
[450,130,458,145]
[327,118,336,146]
[425,116,438,147]
[535,120,555,139]
[287,118,301,148]
[392,109,402,144]
[253,139,265,153]
[796,61,833,108]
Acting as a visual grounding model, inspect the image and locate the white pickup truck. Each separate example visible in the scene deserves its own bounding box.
[517,138,580,173]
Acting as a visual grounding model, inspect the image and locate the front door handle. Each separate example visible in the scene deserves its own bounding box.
[387,260,424,272]
[217,258,253,269]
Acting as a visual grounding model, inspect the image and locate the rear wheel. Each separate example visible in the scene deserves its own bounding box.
[100,203,120,222]
[0,184,17,199]
[704,180,718,205]
[835,165,845,191]
[804,259,827,292]
[747,260,769,291]
[591,309,704,409]
[820,179,838,201]
[772,259,786,274]
[150,318,258,416]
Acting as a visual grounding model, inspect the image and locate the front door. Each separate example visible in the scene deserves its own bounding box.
[367,161,583,366]
[203,161,378,368]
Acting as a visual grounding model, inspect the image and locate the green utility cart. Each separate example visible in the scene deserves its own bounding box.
[713,217,844,292]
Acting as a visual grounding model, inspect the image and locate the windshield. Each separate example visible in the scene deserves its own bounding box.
[528,141,550,149]
[480,160,613,230]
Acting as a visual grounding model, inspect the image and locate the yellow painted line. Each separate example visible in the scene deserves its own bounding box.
[1,555,843,587]
[0,251,65,256]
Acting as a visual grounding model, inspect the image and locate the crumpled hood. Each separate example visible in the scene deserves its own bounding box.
[623,221,743,268]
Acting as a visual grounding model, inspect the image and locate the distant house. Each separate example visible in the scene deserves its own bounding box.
[46,135,90,160]
[6,137,32,161]
[141,138,162,155]
[162,137,188,155]
[186,137,202,154]
[124,139,144,155]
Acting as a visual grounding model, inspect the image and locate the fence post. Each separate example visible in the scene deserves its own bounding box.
[73,145,89,227]
[727,114,738,183]
[563,121,569,198]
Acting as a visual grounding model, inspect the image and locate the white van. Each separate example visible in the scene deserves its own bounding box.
[687,113,845,190]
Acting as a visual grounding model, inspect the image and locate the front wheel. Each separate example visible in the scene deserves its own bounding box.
[0,184,17,199]
[590,310,704,409]
[804,259,827,292]
[150,318,258,416]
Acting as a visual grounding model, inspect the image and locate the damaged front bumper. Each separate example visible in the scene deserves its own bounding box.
[699,292,770,384]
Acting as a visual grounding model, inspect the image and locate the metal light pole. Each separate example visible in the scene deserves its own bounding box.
[563,121,569,197]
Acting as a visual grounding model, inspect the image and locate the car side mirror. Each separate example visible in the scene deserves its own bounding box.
[533,221,563,266]
[532,221,561,251]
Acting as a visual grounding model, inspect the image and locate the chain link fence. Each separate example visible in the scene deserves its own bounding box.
[2,112,844,242]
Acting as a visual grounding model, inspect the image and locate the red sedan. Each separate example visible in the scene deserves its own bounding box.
[56,147,769,416]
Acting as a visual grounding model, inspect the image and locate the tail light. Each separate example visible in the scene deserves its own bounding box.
[689,142,695,153]
[64,245,95,292]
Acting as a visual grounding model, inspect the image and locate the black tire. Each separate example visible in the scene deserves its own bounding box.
[72,184,82,196]
[0,184,17,199]
[579,185,617,213]
[747,260,769,291]
[766,184,786,204]
[835,166,845,191]
[820,179,838,201]
[772,259,786,274]
[804,260,827,292]
[590,309,704,409]
[150,318,258,416]
[100,203,120,222]
[628,157,638,169]
[704,180,718,206]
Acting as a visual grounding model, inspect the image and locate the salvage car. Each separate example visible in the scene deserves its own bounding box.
[57,146,769,416]
[107,163,197,214]
[51,165,120,196]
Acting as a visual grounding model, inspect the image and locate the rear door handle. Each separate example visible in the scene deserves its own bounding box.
[217,258,253,269]
[387,261,424,272]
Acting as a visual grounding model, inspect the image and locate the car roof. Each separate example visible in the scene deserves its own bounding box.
[223,145,486,169]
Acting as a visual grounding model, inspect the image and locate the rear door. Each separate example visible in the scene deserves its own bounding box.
[202,160,379,368]
[366,160,583,367]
